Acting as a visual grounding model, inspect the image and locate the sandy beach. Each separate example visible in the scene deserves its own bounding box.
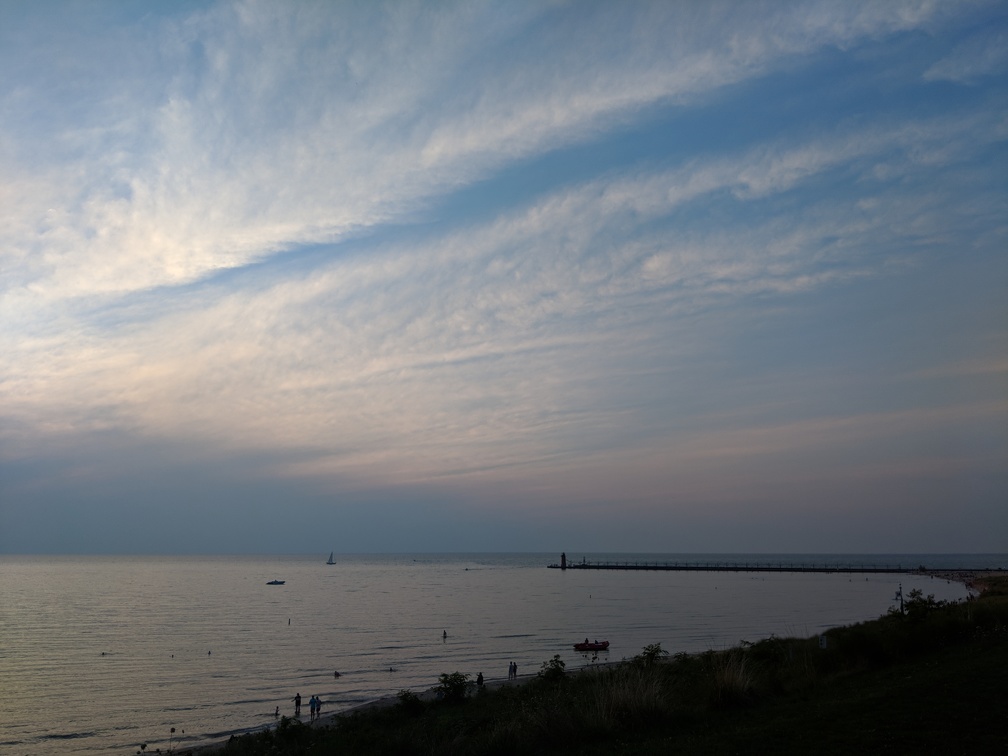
[181,672,544,754]
[922,569,1004,595]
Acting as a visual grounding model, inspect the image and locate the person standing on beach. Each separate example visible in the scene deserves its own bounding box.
[294,692,301,716]
[308,695,316,721]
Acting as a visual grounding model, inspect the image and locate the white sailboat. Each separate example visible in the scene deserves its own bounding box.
[326,551,335,565]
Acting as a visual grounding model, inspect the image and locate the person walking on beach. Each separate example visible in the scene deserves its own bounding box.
[294,692,301,716]
[309,695,316,721]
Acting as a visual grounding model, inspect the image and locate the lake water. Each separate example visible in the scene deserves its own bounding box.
[0,552,1001,754]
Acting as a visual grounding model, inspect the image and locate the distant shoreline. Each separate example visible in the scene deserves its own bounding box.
[922,569,1004,595]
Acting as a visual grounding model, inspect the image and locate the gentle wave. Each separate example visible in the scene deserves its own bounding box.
[0,553,996,753]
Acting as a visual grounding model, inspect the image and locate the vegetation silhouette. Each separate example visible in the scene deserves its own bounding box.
[211,575,1007,755]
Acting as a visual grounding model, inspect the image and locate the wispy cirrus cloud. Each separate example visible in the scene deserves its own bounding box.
[4,98,1003,486]
[0,0,970,305]
[924,26,1008,84]
[1,0,1005,553]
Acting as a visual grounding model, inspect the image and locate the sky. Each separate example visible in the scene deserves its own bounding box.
[1,1,1006,555]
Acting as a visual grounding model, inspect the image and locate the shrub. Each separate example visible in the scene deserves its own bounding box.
[275,715,306,736]
[538,654,566,681]
[396,689,423,716]
[905,588,939,616]
[434,671,471,703]
[634,643,670,668]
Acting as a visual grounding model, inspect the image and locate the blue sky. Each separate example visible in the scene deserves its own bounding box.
[1,1,1005,555]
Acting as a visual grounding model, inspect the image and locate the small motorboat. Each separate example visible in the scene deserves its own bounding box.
[266,579,286,585]
[574,640,609,652]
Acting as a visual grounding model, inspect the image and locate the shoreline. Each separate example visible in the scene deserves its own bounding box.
[178,568,999,755]
[182,673,544,754]
[922,568,1003,595]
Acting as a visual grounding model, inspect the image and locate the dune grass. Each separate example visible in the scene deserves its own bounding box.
[210,575,1008,756]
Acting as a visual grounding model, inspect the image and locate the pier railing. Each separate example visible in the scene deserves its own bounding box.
[546,560,932,574]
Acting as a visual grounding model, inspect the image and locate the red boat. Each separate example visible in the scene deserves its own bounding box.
[574,640,609,652]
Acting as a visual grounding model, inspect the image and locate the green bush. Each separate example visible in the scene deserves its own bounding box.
[396,688,424,716]
[633,642,670,667]
[905,588,948,620]
[538,654,566,681]
[275,715,308,740]
[434,671,471,703]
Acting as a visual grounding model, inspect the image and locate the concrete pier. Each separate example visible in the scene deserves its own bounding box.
[547,559,937,575]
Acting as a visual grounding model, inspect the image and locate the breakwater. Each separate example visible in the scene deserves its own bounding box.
[548,558,932,574]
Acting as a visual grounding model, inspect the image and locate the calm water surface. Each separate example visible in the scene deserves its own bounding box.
[0,553,1000,754]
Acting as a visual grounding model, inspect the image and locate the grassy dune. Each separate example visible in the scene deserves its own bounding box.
[208,575,1008,755]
